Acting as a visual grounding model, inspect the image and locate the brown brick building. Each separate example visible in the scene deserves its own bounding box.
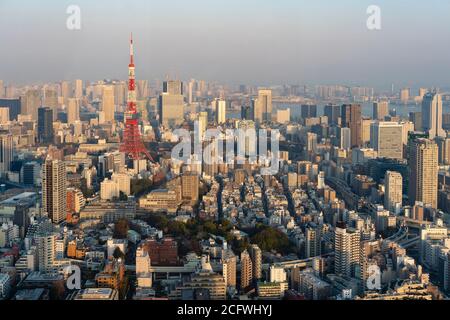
[144,238,178,266]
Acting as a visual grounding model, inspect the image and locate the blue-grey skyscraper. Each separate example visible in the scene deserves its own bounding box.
[0,98,21,121]
[422,92,445,139]
[38,107,54,144]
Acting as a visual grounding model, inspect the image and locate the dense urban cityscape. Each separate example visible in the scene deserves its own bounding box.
[1,3,450,304]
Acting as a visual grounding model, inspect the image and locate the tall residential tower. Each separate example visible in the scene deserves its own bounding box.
[42,159,67,224]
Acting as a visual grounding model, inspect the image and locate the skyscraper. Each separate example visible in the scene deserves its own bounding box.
[436,136,450,165]
[301,104,317,120]
[188,79,195,104]
[249,244,262,281]
[42,159,67,224]
[21,161,40,186]
[373,101,389,121]
[341,104,362,148]
[74,79,83,99]
[101,86,115,123]
[252,89,272,123]
[334,223,361,278]
[5,85,16,99]
[306,132,318,154]
[215,98,226,124]
[0,132,13,177]
[114,81,127,107]
[384,171,403,214]
[339,127,351,150]
[163,80,183,95]
[61,81,72,101]
[324,104,340,126]
[361,119,373,146]
[409,138,438,208]
[422,92,445,139]
[276,109,290,124]
[241,105,254,121]
[43,88,58,121]
[67,98,80,124]
[370,122,403,159]
[240,249,253,291]
[136,80,149,100]
[400,88,410,103]
[409,111,423,131]
[222,249,237,289]
[197,111,208,142]
[236,120,257,157]
[0,98,21,121]
[38,107,54,144]
[305,222,322,258]
[181,172,199,204]
[36,232,57,272]
[158,80,184,128]
[21,89,41,121]
[0,108,9,124]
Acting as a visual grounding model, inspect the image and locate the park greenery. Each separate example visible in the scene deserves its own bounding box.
[113,218,129,239]
[131,178,154,196]
[143,213,293,255]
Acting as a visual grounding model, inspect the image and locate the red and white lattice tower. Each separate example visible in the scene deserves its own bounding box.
[120,34,153,161]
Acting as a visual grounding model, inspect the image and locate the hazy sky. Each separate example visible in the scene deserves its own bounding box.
[1,0,450,88]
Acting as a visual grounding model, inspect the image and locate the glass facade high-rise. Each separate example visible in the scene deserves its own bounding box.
[422,92,445,139]
[324,104,340,126]
[0,132,13,178]
[38,107,54,144]
[0,98,21,121]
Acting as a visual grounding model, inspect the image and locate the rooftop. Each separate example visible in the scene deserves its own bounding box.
[0,192,37,206]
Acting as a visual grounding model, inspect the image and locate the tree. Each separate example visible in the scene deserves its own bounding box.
[203,221,218,234]
[231,237,250,255]
[80,178,94,198]
[113,246,125,260]
[145,213,169,230]
[167,220,188,237]
[131,178,153,196]
[114,218,129,239]
[251,226,290,253]
[119,191,128,201]
[50,280,66,300]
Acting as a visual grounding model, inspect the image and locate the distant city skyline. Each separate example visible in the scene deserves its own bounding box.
[4,1,450,306]
[1,0,450,88]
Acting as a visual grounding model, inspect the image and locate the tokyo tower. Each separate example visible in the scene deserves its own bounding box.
[120,34,153,161]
